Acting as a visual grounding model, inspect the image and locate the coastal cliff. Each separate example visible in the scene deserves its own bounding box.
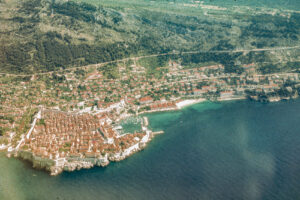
[16,151,55,173]
[14,128,161,176]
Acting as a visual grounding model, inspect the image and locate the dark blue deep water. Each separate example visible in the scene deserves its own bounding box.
[1,99,300,200]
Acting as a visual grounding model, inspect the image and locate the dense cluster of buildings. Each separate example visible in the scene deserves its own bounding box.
[22,109,147,161]
[0,58,299,152]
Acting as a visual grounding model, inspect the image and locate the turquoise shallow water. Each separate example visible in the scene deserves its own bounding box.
[0,99,300,200]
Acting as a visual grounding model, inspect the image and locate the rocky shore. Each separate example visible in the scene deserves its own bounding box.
[14,128,162,176]
[248,93,299,103]
[5,94,297,176]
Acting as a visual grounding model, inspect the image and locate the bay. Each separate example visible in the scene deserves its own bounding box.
[0,99,300,200]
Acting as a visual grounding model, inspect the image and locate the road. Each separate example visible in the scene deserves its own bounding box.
[0,45,299,77]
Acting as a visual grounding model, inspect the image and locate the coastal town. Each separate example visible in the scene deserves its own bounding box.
[0,57,299,175]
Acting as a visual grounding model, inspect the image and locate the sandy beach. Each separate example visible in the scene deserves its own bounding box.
[176,99,206,109]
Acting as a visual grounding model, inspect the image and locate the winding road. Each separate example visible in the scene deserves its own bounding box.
[0,45,299,77]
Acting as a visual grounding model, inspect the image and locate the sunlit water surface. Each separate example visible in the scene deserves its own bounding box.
[1,99,300,200]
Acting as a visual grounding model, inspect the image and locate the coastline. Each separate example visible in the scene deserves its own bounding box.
[217,96,247,101]
[7,114,164,176]
[3,95,297,175]
[2,96,300,200]
[137,98,207,115]
[14,126,163,176]
[176,98,207,109]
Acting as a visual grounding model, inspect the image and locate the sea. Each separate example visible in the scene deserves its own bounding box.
[0,99,300,200]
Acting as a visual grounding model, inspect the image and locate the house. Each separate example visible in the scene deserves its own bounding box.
[193,89,206,95]
[220,91,234,98]
[139,96,153,105]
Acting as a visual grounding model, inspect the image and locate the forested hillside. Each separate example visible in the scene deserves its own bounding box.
[0,0,299,74]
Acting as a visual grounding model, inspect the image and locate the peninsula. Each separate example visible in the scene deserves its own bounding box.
[10,108,162,175]
[0,0,300,175]
[1,58,299,175]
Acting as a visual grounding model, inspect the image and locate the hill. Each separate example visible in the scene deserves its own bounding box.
[0,0,299,74]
